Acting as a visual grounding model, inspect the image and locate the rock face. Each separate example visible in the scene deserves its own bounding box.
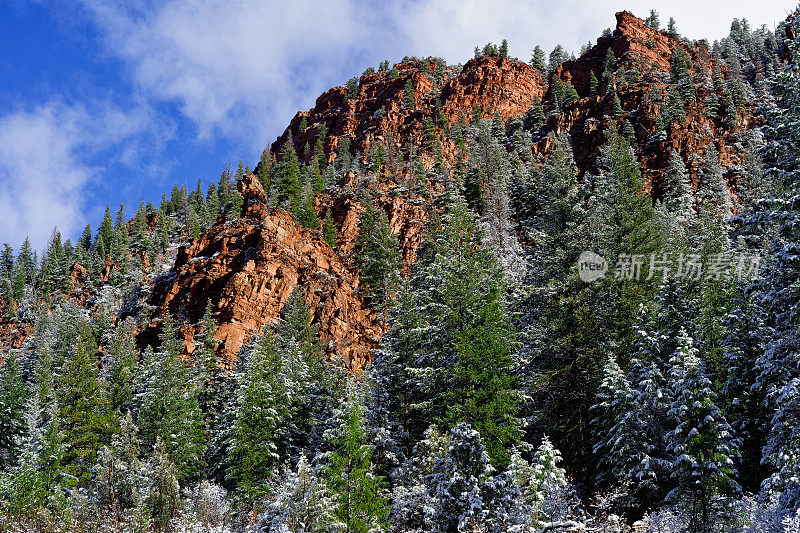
[138,10,761,372]
[142,174,387,369]
[542,11,753,200]
[270,56,545,167]
[0,322,33,353]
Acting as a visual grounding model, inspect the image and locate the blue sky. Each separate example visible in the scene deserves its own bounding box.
[0,0,794,250]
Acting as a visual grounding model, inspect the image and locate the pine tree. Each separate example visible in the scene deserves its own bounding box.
[276,143,303,212]
[549,45,568,72]
[78,224,92,253]
[747,18,800,514]
[592,354,672,511]
[256,147,271,191]
[667,17,678,38]
[603,48,616,79]
[308,155,325,194]
[530,45,546,71]
[524,96,546,132]
[499,39,509,59]
[697,143,733,220]
[666,329,739,531]
[354,198,401,316]
[56,338,114,486]
[589,71,599,95]
[263,455,341,531]
[94,411,149,515]
[145,438,181,529]
[135,316,206,483]
[98,206,115,253]
[612,92,623,118]
[645,9,660,30]
[722,288,770,493]
[323,382,390,533]
[226,331,292,509]
[323,209,337,248]
[0,352,27,470]
[402,197,521,467]
[404,78,415,109]
[564,80,579,106]
[192,304,227,434]
[660,149,696,246]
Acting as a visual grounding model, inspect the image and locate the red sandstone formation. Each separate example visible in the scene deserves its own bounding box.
[143,174,393,369]
[270,56,545,168]
[541,11,753,200]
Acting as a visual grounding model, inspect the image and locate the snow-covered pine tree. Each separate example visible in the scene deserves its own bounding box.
[697,143,733,221]
[666,328,739,531]
[659,149,696,246]
[323,382,390,533]
[134,316,206,484]
[258,455,341,532]
[354,197,401,317]
[56,337,114,487]
[403,195,522,467]
[226,331,292,510]
[737,11,800,517]
[0,352,27,470]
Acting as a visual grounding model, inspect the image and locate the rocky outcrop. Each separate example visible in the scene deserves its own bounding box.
[540,11,754,202]
[269,56,545,167]
[0,321,33,353]
[142,174,391,370]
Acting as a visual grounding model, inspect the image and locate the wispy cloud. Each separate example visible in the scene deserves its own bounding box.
[78,0,375,148]
[76,0,790,154]
[0,100,157,250]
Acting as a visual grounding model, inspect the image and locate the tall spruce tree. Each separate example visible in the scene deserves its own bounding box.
[354,198,401,317]
[399,196,522,467]
[56,338,114,487]
[135,316,206,483]
[0,352,27,470]
[323,382,390,533]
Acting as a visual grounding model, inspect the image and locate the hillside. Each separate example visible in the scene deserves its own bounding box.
[1,8,799,533]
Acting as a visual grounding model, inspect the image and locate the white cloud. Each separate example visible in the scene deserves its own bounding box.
[76,0,793,155]
[79,0,374,148]
[0,101,156,250]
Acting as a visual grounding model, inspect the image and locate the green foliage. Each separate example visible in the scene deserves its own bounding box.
[589,71,599,96]
[667,17,678,38]
[355,199,401,315]
[257,147,271,190]
[323,209,338,248]
[135,316,206,483]
[98,206,114,254]
[276,143,303,212]
[530,45,546,71]
[548,45,568,72]
[56,338,114,487]
[612,92,623,118]
[0,353,27,470]
[323,384,390,533]
[645,9,660,30]
[564,80,579,106]
[398,197,521,467]
[603,48,616,78]
[499,39,509,59]
[403,78,415,109]
[525,96,546,130]
[226,332,288,509]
